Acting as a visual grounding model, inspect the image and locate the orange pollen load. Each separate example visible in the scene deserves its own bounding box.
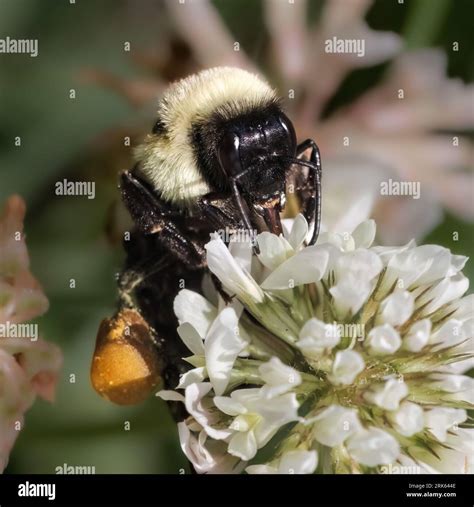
[90,308,162,405]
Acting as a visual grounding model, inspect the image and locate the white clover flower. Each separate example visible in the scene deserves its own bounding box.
[328,349,366,386]
[363,377,408,411]
[164,215,472,474]
[258,357,302,399]
[177,419,242,474]
[387,401,424,437]
[305,405,361,447]
[296,319,341,358]
[346,428,400,467]
[246,449,318,475]
[173,295,249,394]
[213,388,300,461]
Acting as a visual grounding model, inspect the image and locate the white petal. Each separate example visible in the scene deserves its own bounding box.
[451,294,474,322]
[335,249,383,281]
[184,383,231,440]
[261,246,329,290]
[278,450,318,474]
[403,319,431,352]
[177,323,205,356]
[205,307,247,395]
[245,464,278,474]
[229,234,253,273]
[386,245,444,289]
[213,396,246,417]
[430,375,474,405]
[424,407,467,442]
[174,289,217,337]
[366,324,401,355]
[317,231,355,252]
[254,393,300,429]
[308,405,361,446]
[257,232,293,271]
[378,291,414,326]
[446,428,474,456]
[206,234,264,302]
[228,430,258,461]
[329,350,365,385]
[418,273,469,314]
[230,387,262,407]
[414,246,453,286]
[297,318,341,357]
[388,401,424,436]
[259,357,302,399]
[177,424,237,474]
[351,220,376,249]
[177,367,207,389]
[288,214,309,250]
[411,439,473,474]
[253,393,299,448]
[430,319,465,348]
[156,390,184,402]
[177,423,212,474]
[230,415,251,432]
[347,428,400,466]
[448,255,468,276]
[330,275,373,316]
[371,240,416,264]
[364,377,408,411]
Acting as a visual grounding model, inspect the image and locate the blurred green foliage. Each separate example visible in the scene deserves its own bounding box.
[0,0,472,474]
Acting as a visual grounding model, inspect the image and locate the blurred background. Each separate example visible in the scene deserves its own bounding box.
[1,0,472,473]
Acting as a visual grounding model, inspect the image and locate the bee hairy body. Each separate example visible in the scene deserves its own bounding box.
[91,66,322,409]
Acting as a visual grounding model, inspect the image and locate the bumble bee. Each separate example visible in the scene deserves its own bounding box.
[91,67,322,406]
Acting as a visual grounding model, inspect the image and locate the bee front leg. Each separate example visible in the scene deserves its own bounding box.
[295,139,322,245]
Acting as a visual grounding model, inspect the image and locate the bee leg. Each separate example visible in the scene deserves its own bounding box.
[199,192,261,255]
[120,169,173,234]
[121,170,206,268]
[198,193,241,230]
[295,139,322,245]
[208,273,233,304]
[199,183,259,254]
[230,180,260,254]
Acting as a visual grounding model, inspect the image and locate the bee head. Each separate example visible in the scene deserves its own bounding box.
[217,109,296,201]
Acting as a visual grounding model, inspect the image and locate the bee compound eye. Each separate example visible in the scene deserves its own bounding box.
[218,131,242,177]
[91,309,162,405]
[278,113,297,154]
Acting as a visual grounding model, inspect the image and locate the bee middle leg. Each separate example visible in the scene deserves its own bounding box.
[121,170,206,269]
